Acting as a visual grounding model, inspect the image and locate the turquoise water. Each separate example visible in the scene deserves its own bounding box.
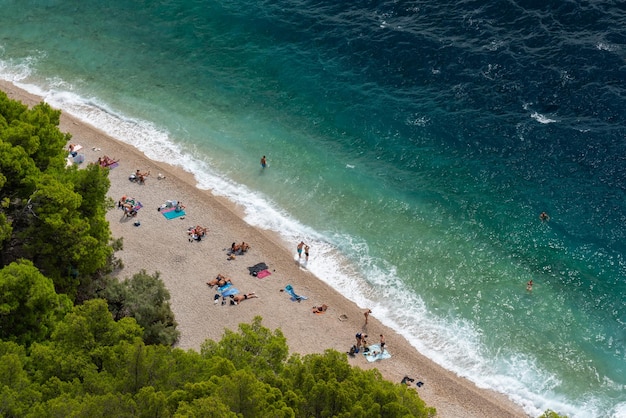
[2,1,626,416]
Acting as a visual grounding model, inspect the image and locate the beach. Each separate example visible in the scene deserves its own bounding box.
[1,80,528,417]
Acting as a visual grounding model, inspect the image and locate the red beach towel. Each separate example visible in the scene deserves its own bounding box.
[256,269,271,279]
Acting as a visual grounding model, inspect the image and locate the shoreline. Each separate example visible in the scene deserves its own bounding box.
[1,80,529,418]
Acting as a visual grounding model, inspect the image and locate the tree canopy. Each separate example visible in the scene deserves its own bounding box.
[0,90,112,298]
[102,270,179,346]
[0,312,436,417]
[0,259,71,345]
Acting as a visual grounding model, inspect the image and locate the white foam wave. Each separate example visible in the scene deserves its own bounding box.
[611,402,626,418]
[596,42,616,52]
[0,54,38,82]
[530,111,557,124]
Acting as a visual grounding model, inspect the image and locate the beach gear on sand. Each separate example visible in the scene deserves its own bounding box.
[256,269,271,279]
[284,284,307,302]
[248,262,269,276]
[161,207,186,219]
[221,287,240,297]
[363,344,392,362]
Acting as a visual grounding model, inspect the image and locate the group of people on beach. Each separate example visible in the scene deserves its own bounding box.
[117,195,140,218]
[188,225,207,241]
[131,169,150,184]
[227,241,250,260]
[350,332,386,355]
[206,274,257,306]
[97,155,118,168]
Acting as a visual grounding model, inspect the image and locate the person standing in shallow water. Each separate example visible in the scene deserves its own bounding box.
[260,155,267,169]
[297,241,305,259]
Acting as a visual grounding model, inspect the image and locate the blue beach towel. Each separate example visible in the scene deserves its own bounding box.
[363,344,392,362]
[162,209,185,219]
[221,287,240,297]
[218,283,232,293]
[284,284,308,302]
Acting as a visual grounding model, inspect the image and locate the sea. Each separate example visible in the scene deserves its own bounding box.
[1,1,625,416]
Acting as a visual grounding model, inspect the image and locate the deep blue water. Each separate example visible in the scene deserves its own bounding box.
[1,1,625,416]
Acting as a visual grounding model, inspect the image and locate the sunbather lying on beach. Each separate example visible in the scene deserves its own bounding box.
[230,292,258,305]
[122,203,138,217]
[312,304,328,313]
[206,274,231,288]
[68,143,82,157]
[98,155,118,167]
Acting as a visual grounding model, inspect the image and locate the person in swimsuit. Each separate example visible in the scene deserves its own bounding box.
[380,334,386,352]
[312,304,328,313]
[206,274,230,287]
[526,279,533,291]
[539,212,550,222]
[304,245,310,261]
[230,292,258,304]
[401,376,415,385]
[135,169,150,184]
[260,155,267,168]
[364,308,372,325]
[297,241,305,259]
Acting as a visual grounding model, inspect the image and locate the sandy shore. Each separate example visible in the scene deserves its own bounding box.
[1,80,529,418]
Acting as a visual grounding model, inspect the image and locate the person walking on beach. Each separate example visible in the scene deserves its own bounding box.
[380,334,386,352]
[260,155,267,169]
[297,241,305,259]
[364,309,372,325]
[304,245,310,262]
